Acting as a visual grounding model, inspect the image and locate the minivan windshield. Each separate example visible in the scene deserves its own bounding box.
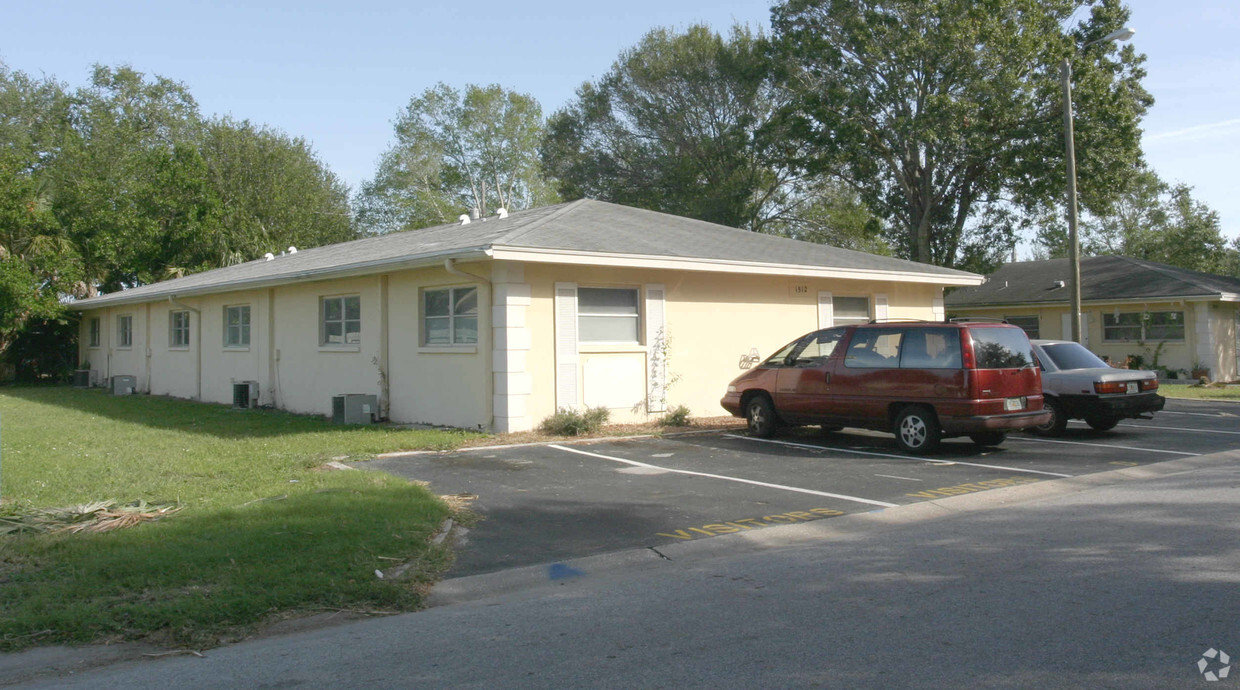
[1039,342,1109,371]
[969,327,1035,369]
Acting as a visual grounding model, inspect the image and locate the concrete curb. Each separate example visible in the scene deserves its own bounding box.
[426,447,1240,608]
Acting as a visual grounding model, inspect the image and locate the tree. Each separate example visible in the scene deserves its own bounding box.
[770,0,1152,267]
[1036,168,1229,273]
[541,23,886,245]
[199,118,355,265]
[357,83,555,233]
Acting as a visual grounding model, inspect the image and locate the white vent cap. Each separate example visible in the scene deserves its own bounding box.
[459,214,471,225]
[264,252,275,261]
[287,246,297,254]
[497,207,508,219]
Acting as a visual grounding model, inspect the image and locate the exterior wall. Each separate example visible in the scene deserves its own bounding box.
[520,263,943,426]
[951,299,1236,380]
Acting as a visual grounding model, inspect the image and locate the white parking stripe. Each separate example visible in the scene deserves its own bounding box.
[875,474,923,482]
[1158,410,1235,418]
[548,444,899,508]
[722,434,1074,478]
[1089,422,1240,436]
[1007,435,1201,456]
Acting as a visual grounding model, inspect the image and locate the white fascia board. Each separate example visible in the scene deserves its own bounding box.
[68,248,494,310]
[952,294,1224,310]
[1219,292,1239,302]
[489,246,983,286]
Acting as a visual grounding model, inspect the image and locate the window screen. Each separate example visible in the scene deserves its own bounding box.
[578,287,639,343]
[834,296,870,325]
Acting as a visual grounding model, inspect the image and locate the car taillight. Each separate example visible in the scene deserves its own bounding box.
[1094,381,1127,394]
[1140,379,1159,391]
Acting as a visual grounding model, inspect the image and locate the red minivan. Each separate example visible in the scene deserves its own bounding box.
[720,320,1051,452]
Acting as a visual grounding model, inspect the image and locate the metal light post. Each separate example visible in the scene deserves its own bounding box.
[1062,26,1135,343]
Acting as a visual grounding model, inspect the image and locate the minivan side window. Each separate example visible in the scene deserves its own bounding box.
[789,329,844,367]
[845,329,902,368]
[970,327,1035,369]
[899,328,962,369]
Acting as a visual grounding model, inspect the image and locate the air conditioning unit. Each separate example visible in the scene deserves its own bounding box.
[332,394,377,425]
[233,381,259,409]
[110,375,137,396]
[72,369,91,388]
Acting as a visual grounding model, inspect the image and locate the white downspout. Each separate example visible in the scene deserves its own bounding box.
[444,258,494,429]
[168,295,202,400]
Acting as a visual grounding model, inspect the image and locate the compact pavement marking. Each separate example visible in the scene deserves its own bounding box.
[1157,410,1236,418]
[722,434,1074,478]
[874,474,924,482]
[547,444,898,508]
[1006,435,1201,456]
[1093,422,1240,436]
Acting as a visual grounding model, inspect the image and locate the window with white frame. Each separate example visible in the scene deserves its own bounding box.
[117,315,132,348]
[423,286,477,346]
[1004,315,1040,339]
[224,305,250,347]
[1103,310,1184,342]
[170,310,191,348]
[578,287,640,343]
[88,317,101,347]
[834,296,871,325]
[321,296,361,346]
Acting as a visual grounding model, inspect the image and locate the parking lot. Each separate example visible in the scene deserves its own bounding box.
[366,397,1239,578]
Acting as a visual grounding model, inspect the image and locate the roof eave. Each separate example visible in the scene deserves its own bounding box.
[69,247,494,310]
[948,293,1228,309]
[490,246,982,286]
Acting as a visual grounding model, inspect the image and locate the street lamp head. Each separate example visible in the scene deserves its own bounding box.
[1102,27,1136,43]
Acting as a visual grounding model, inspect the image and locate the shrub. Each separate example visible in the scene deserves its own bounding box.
[539,406,610,436]
[661,405,692,427]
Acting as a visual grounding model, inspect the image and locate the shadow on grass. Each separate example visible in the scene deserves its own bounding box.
[0,478,454,651]
[0,385,474,444]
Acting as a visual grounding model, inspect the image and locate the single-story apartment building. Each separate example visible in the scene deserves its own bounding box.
[72,199,981,431]
[945,255,1239,381]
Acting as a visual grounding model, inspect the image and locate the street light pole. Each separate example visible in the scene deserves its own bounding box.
[1062,27,1135,344]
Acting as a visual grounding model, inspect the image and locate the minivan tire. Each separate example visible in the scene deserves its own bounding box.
[894,406,941,453]
[1033,397,1068,436]
[1084,414,1119,431]
[745,395,779,438]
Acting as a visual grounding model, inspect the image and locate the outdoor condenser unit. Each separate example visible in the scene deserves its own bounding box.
[232,381,259,409]
[72,369,91,388]
[331,394,377,425]
[110,375,137,396]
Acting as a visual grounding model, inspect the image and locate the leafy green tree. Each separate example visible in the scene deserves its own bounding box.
[200,118,354,265]
[770,0,1152,267]
[542,24,881,242]
[358,83,555,233]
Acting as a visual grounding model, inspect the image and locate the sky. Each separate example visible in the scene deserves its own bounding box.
[3,0,1238,247]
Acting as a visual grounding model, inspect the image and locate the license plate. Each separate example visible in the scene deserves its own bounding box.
[1004,397,1024,411]
[1126,382,1138,394]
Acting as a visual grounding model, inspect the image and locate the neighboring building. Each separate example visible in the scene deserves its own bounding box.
[946,256,1239,381]
[71,199,981,431]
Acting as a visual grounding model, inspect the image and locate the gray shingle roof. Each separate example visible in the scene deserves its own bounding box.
[73,199,979,308]
[945,255,1240,308]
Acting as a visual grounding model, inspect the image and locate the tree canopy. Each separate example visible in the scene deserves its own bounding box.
[770,0,1153,267]
[356,83,557,234]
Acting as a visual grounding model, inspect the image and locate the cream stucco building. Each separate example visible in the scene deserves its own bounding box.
[72,200,982,431]
[946,256,1240,382]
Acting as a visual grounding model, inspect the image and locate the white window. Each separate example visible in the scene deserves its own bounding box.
[321,296,361,346]
[170,310,191,348]
[88,317,101,347]
[225,305,250,348]
[1103,311,1184,342]
[578,287,639,343]
[117,315,133,348]
[834,296,871,325]
[423,286,478,346]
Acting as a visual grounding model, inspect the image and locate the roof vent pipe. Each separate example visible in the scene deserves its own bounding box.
[1053,280,1066,288]
[459,214,471,225]
[287,246,297,254]
[264,253,275,261]
[497,208,508,219]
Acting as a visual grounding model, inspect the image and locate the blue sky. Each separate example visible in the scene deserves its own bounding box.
[3,0,1237,246]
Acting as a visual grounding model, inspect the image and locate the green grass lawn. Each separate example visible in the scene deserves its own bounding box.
[0,386,483,650]
[1159,384,1240,401]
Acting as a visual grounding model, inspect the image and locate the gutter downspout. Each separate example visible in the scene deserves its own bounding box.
[168,295,202,401]
[444,258,494,430]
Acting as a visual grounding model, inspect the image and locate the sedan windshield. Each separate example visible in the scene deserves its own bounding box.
[1040,342,1110,371]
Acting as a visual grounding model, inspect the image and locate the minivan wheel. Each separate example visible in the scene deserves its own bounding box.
[1033,397,1068,437]
[745,396,779,438]
[970,431,1006,447]
[894,406,941,453]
